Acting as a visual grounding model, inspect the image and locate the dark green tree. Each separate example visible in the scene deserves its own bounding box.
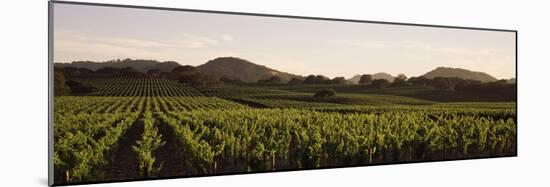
[314,89,336,98]
[258,76,282,84]
[54,71,69,96]
[65,80,97,94]
[359,74,373,84]
[147,69,162,77]
[331,77,347,84]
[372,79,390,89]
[408,76,430,86]
[392,74,408,86]
[288,78,303,85]
[304,75,317,84]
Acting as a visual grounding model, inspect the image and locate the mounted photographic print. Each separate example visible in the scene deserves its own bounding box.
[49,1,517,186]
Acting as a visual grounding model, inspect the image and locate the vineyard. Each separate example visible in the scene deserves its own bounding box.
[54,78,517,184]
[83,78,205,96]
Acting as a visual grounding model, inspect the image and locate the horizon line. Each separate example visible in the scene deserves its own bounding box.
[53,57,514,80]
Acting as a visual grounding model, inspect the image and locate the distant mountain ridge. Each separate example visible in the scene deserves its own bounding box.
[55,58,502,84]
[55,59,180,72]
[197,57,301,83]
[55,57,301,83]
[372,72,396,82]
[421,67,498,82]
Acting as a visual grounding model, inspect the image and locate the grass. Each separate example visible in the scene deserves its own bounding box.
[255,84,515,103]
[254,93,434,106]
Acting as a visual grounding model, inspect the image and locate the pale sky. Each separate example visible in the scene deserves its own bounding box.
[53,3,516,79]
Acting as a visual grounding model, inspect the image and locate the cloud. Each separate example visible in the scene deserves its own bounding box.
[173,33,219,48]
[329,41,393,49]
[55,30,224,51]
[220,34,235,42]
[329,40,494,56]
[54,30,236,63]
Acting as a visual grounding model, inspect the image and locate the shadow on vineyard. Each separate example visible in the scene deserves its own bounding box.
[225,98,270,108]
[154,120,188,177]
[103,119,144,181]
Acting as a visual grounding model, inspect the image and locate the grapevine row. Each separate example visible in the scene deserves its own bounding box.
[85,78,204,96]
[156,108,516,174]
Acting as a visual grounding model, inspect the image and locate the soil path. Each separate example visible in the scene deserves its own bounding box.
[154,119,188,178]
[103,119,144,181]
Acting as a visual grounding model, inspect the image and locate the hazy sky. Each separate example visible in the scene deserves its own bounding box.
[54,3,516,79]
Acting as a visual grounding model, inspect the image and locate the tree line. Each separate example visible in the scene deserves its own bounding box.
[54,65,221,96]
[54,65,515,99]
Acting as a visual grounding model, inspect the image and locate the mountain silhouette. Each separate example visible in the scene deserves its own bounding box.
[54,59,180,72]
[422,67,497,82]
[348,72,396,83]
[55,59,501,84]
[196,57,300,83]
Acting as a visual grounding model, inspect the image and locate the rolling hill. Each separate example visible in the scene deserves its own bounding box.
[55,57,300,83]
[54,58,502,84]
[54,59,181,72]
[421,67,498,82]
[348,72,396,84]
[196,57,301,83]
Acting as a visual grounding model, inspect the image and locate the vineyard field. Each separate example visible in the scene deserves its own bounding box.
[53,78,516,184]
[79,78,205,96]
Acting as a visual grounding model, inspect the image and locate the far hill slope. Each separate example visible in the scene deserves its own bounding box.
[422,67,497,82]
[54,59,181,72]
[196,57,300,83]
[150,61,181,72]
[348,72,396,83]
[372,72,396,82]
